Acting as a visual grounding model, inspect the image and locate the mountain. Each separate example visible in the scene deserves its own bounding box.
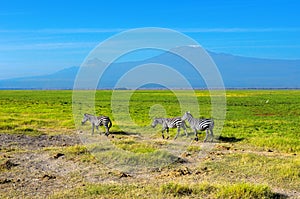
[0,47,299,89]
[0,66,78,89]
[209,51,300,88]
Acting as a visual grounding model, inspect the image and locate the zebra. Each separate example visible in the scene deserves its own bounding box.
[182,111,214,142]
[151,117,188,139]
[81,113,112,136]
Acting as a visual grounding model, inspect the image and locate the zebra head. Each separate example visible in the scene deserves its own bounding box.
[182,111,192,121]
[81,113,89,125]
[151,118,159,128]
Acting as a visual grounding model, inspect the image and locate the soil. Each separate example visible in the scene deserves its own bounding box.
[0,134,81,198]
[0,134,81,150]
[0,133,299,198]
[0,133,154,198]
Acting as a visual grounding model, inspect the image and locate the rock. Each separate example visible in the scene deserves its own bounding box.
[202,166,208,171]
[178,167,191,175]
[119,172,131,178]
[195,166,210,175]
[151,167,162,172]
[181,152,191,158]
[168,167,192,177]
[174,157,187,164]
[41,174,56,180]
[53,153,65,159]
[0,160,19,170]
[0,178,12,184]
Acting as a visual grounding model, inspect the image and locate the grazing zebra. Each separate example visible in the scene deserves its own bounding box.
[151,117,188,139]
[182,111,214,142]
[81,113,112,136]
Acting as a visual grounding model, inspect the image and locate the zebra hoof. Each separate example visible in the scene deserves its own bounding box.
[166,136,169,140]
[162,135,165,139]
[194,137,199,141]
[105,133,109,136]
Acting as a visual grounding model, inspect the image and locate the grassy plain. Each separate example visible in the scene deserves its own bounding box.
[0,90,299,198]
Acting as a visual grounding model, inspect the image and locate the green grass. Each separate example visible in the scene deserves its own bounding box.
[43,144,96,162]
[160,182,276,198]
[1,89,298,153]
[222,90,300,153]
[203,152,300,190]
[0,90,75,135]
[186,145,202,153]
[51,183,155,199]
[50,181,277,199]
[215,183,275,199]
[0,90,300,198]
[112,138,157,153]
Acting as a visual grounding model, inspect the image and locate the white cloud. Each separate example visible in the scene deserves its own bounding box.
[177,27,300,33]
[0,28,125,34]
[0,41,97,51]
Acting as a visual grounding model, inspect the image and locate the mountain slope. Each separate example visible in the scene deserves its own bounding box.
[0,47,299,89]
[209,51,300,88]
[0,66,78,89]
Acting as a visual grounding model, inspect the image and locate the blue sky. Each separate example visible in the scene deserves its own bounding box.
[0,0,299,79]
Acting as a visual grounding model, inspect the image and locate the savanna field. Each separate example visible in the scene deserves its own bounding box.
[0,90,299,198]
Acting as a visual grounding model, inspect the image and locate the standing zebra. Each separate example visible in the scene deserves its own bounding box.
[81,113,112,136]
[151,117,188,139]
[182,111,214,142]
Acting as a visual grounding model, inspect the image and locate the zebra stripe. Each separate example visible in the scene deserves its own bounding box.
[151,117,188,139]
[182,111,214,142]
[82,113,112,136]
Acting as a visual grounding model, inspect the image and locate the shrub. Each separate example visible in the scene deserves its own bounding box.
[160,182,193,196]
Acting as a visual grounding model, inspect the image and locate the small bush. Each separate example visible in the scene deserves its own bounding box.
[160,182,276,198]
[112,139,157,154]
[216,183,274,199]
[195,182,217,196]
[65,145,88,155]
[187,145,201,152]
[160,182,193,196]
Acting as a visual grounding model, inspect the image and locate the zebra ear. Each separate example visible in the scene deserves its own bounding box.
[187,111,190,113]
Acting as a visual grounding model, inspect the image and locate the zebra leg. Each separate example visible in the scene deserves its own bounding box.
[105,125,109,136]
[91,124,95,135]
[182,124,188,137]
[95,125,100,134]
[174,127,180,139]
[161,128,165,139]
[194,128,198,141]
[166,127,170,139]
[204,129,209,142]
[209,128,214,142]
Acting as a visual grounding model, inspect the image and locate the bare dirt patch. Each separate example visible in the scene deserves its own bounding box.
[0,133,84,198]
[0,133,81,150]
[0,133,158,198]
[0,133,298,198]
